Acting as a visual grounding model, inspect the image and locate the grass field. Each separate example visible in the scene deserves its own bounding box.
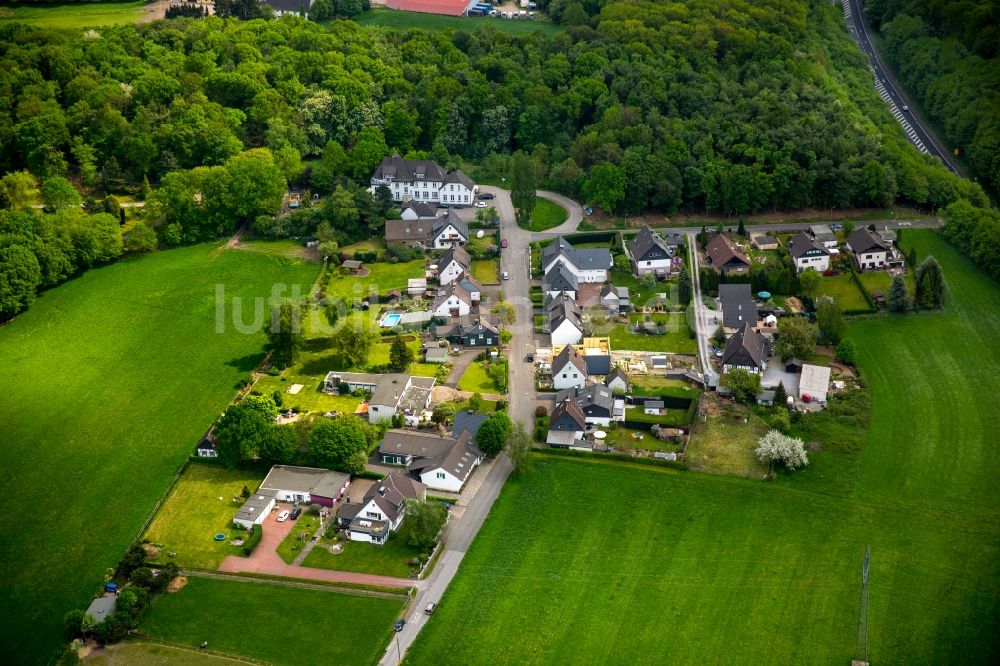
[814,272,871,311]
[356,8,561,36]
[0,243,318,665]
[276,513,323,564]
[302,524,425,579]
[604,312,697,354]
[407,231,1000,664]
[471,259,499,284]
[87,641,239,666]
[143,464,266,570]
[457,360,500,393]
[685,411,769,476]
[140,577,404,665]
[0,1,145,28]
[523,197,568,231]
[325,259,423,301]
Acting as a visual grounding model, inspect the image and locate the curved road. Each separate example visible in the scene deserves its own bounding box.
[841,0,959,173]
[535,190,584,236]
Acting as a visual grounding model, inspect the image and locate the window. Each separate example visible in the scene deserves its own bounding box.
[562,373,567,378]
[436,472,446,479]
[366,511,379,518]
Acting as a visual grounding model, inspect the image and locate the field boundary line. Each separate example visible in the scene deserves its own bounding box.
[181,569,412,599]
[124,636,263,664]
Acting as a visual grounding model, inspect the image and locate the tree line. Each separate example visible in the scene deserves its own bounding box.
[865,0,1000,195]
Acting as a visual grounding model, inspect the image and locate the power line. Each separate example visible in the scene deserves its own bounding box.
[856,544,871,665]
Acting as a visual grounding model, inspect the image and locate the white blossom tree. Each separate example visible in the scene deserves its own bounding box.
[755,430,809,474]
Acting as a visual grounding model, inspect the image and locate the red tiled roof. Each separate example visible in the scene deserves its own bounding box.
[385,0,469,16]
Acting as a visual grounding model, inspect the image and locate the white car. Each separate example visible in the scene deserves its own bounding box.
[502,271,510,280]
[474,201,487,208]
[277,510,290,522]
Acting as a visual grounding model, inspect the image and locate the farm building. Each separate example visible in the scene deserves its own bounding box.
[798,364,831,403]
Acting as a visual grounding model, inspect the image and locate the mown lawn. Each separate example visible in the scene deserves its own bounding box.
[0,243,318,665]
[814,272,871,311]
[0,1,145,28]
[356,8,561,36]
[457,360,499,393]
[325,259,423,301]
[140,577,404,665]
[409,232,1000,665]
[302,523,426,579]
[471,259,499,284]
[143,464,266,570]
[524,197,568,231]
[604,312,697,354]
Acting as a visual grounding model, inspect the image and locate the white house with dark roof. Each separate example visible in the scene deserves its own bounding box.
[437,246,471,285]
[787,232,830,274]
[400,201,438,220]
[547,293,584,346]
[259,465,351,507]
[555,384,616,426]
[337,473,426,545]
[546,397,589,450]
[377,429,484,492]
[627,225,678,276]
[542,236,613,283]
[432,281,474,318]
[542,263,578,300]
[722,322,769,374]
[430,210,469,249]
[846,228,901,271]
[606,367,628,393]
[370,155,476,205]
[552,344,588,390]
[265,0,311,17]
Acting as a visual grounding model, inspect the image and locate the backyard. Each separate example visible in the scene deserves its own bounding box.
[605,312,697,354]
[302,523,428,579]
[0,243,319,664]
[457,359,504,393]
[471,259,500,284]
[408,232,1000,665]
[143,464,267,570]
[325,259,423,301]
[140,576,404,665]
[814,272,872,311]
[684,410,770,477]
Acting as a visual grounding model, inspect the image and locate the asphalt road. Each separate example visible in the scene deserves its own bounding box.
[841,0,959,173]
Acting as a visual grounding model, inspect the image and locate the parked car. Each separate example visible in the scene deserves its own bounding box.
[438,203,450,209]
[502,271,510,280]
[394,619,406,632]
[277,510,290,522]
[425,602,437,615]
[475,201,487,208]
[290,507,302,520]
[478,193,495,200]
[500,238,508,248]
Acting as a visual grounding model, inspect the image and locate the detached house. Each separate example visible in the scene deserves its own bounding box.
[552,344,588,390]
[400,201,437,220]
[542,264,578,300]
[337,473,426,545]
[437,246,471,285]
[846,228,896,272]
[432,281,476,318]
[555,384,616,426]
[370,155,477,206]
[599,284,631,314]
[546,398,588,450]
[787,232,830,274]
[705,234,751,274]
[429,210,469,249]
[377,429,484,493]
[721,322,769,374]
[627,225,679,277]
[719,284,758,330]
[324,372,435,425]
[542,237,613,283]
[809,224,839,249]
[547,293,585,345]
[432,315,498,347]
[384,210,468,249]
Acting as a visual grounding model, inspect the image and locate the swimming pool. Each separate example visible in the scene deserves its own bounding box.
[381,312,402,327]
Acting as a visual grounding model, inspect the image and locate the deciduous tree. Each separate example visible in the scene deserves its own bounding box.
[510,151,536,228]
[405,499,447,550]
[504,421,532,475]
[724,368,761,403]
[755,430,809,474]
[815,298,844,344]
[475,412,512,456]
[308,416,368,473]
[775,316,818,360]
[330,316,379,368]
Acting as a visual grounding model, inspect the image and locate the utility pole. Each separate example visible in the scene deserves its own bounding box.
[853,544,871,666]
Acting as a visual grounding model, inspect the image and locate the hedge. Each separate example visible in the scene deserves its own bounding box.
[532,447,686,470]
[241,524,263,556]
[356,469,386,481]
[847,264,878,313]
[563,231,618,245]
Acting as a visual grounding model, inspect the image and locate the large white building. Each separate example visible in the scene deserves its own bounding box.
[322,372,435,425]
[370,155,477,206]
[542,236,613,283]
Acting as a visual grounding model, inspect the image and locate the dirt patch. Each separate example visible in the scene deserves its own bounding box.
[142,543,160,559]
[784,296,804,313]
[167,575,188,592]
[431,385,459,403]
[830,360,856,378]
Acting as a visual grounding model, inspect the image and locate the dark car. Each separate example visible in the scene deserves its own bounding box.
[290,507,302,520]
[437,203,450,209]
[394,619,406,632]
[478,193,495,200]
[500,238,508,249]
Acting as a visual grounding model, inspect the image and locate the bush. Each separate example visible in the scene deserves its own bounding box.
[242,524,263,556]
[535,405,548,417]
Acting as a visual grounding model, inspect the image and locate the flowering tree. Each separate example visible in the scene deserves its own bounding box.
[755,430,809,474]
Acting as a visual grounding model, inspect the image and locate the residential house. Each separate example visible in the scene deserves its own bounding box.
[751,234,779,250]
[323,371,382,394]
[809,224,839,249]
[846,228,898,271]
[430,210,469,249]
[400,201,438,220]
[437,246,471,285]
[547,293,584,345]
[721,322,769,374]
[85,596,117,624]
[606,367,628,393]
[876,226,898,244]
[233,488,277,529]
[433,315,498,347]
[337,473,427,545]
[546,398,589,450]
[377,429,484,492]
[455,274,482,303]
[541,236,613,283]
[719,283,758,330]
[552,344,588,390]
[259,465,351,507]
[452,411,489,440]
[554,384,616,426]
[705,234,752,274]
[599,284,632,314]
[370,155,476,206]
[542,263,578,300]
[627,225,679,277]
[368,374,436,425]
[432,281,474,317]
[265,0,311,18]
[787,231,830,274]
[385,218,435,247]
[798,364,831,403]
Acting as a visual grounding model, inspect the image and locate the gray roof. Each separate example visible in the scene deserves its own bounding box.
[433,210,469,243]
[548,296,583,333]
[553,344,588,376]
[788,232,826,259]
[433,281,473,311]
[404,430,482,483]
[722,322,767,369]
[440,245,470,271]
[583,354,611,376]
[628,225,672,261]
[443,169,476,190]
[424,345,449,363]
[546,430,587,447]
[385,218,433,244]
[606,367,628,386]
[85,596,117,623]
[549,398,586,431]
[401,201,438,218]
[363,473,426,523]
[372,155,446,184]
[234,488,277,524]
[260,466,349,500]
[600,284,630,301]
[370,373,412,407]
[644,400,665,410]
[847,228,889,254]
[809,224,836,242]
[265,0,312,11]
[719,283,758,329]
[380,429,456,458]
[556,384,614,413]
[542,237,612,272]
[543,263,578,292]
[453,411,489,439]
[457,274,482,295]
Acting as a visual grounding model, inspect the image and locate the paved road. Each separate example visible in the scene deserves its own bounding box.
[380,184,534,666]
[841,0,959,172]
[686,233,718,388]
[536,190,584,236]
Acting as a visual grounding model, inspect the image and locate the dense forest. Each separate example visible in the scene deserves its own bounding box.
[864,0,1000,195]
[0,0,990,317]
